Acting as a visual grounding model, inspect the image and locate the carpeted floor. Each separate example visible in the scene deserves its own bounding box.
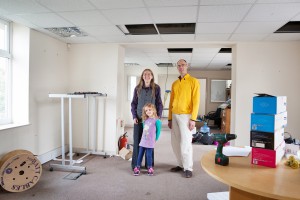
[0,126,228,200]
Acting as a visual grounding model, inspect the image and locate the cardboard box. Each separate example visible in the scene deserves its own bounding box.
[285,143,300,155]
[251,141,285,168]
[195,121,205,131]
[250,129,284,150]
[250,112,287,132]
[119,147,133,160]
[253,95,287,114]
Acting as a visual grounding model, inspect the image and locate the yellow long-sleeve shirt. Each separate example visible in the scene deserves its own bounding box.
[168,74,200,121]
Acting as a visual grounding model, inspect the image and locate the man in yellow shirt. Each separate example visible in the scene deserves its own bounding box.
[168,59,200,178]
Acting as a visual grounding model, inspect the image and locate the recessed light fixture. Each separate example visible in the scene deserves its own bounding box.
[45,27,88,37]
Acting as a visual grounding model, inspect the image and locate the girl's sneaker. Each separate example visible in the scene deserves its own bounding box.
[133,167,140,176]
[147,167,154,176]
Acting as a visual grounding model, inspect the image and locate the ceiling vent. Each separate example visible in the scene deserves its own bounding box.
[45,27,87,37]
[218,48,232,53]
[168,48,193,53]
[157,23,195,34]
[117,24,158,35]
[156,63,174,67]
[275,21,300,33]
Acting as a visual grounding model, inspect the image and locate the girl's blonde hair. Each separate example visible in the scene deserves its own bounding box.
[142,103,158,121]
[136,69,156,98]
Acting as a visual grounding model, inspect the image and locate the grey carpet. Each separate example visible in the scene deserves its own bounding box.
[0,126,228,200]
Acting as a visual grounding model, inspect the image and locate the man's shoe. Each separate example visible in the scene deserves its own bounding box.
[170,166,183,172]
[185,170,193,178]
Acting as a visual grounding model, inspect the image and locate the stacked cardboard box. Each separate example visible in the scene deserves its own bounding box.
[250,95,287,168]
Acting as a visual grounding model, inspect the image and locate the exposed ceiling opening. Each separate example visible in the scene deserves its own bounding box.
[218,48,232,53]
[123,24,158,35]
[275,21,300,33]
[168,48,193,53]
[156,23,196,34]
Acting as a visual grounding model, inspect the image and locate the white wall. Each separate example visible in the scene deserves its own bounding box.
[234,42,300,146]
[68,44,125,154]
[189,70,231,114]
[0,27,69,157]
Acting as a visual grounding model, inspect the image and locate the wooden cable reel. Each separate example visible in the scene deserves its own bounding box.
[0,149,42,192]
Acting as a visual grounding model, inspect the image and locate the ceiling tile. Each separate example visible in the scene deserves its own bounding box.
[144,0,198,7]
[0,0,50,14]
[265,33,300,41]
[230,34,268,41]
[143,48,168,53]
[127,35,162,42]
[198,4,252,22]
[89,0,145,9]
[160,34,195,42]
[38,0,95,12]
[17,13,74,28]
[149,6,198,23]
[195,34,230,41]
[81,25,123,36]
[200,0,256,5]
[102,8,153,24]
[59,11,111,26]
[193,48,220,54]
[95,35,132,43]
[196,22,239,33]
[235,21,285,33]
[244,3,300,21]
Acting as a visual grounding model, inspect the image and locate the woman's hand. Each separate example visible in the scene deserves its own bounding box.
[133,118,138,124]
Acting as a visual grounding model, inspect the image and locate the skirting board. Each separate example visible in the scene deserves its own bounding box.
[37,145,69,164]
[37,146,116,164]
[73,147,115,157]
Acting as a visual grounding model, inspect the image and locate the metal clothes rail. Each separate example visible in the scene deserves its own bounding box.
[48,93,107,173]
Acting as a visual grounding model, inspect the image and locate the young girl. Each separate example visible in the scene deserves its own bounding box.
[133,103,162,176]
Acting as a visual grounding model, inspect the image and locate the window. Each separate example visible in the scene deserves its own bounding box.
[0,19,11,125]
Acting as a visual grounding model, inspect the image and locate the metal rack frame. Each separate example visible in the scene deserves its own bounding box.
[48,93,107,173]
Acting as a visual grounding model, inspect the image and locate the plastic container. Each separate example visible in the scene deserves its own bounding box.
[200,122,210,134]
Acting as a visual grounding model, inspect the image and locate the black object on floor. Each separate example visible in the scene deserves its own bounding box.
[63,172,83,180]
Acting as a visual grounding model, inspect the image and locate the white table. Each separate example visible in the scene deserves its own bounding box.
[48,93,107,173]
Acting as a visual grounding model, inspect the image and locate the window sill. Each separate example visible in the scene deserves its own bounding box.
[0,123,30,131]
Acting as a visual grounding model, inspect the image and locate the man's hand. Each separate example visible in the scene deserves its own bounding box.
[133,118,138,124]
[168,121,172,129]
[189,120,195,131]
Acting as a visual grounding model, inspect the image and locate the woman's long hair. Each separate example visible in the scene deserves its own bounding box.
[142,103,158,121]
[136,69,156,98]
